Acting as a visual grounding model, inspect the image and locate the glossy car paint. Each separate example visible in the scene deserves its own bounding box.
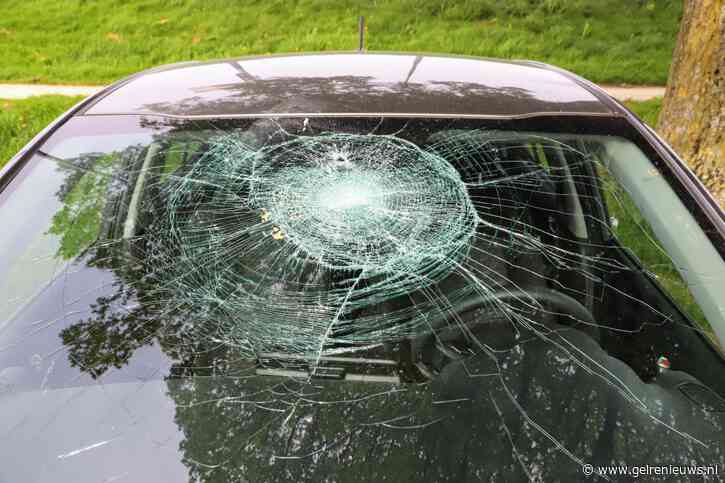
[81,53,613,118]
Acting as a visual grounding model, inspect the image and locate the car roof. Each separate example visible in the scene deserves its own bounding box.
[81,52,622,119]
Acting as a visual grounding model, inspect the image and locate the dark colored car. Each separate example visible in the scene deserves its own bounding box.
[1,53,723,482]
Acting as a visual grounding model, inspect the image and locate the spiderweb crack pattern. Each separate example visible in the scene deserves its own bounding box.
[149,132,478,357]
[143,127,683,367]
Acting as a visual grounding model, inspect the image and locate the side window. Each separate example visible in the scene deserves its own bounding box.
[597,139,723,349]
[605,169,712,323]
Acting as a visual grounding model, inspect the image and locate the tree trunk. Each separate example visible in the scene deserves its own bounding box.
[658,0,724,207]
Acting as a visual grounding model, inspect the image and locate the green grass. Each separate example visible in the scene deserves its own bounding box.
[624,97,663,127]
[603,169,711,335]
[1,0,681,85]
[0,96,83,167]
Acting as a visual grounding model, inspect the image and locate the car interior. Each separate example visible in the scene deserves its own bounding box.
[65,120,721,402]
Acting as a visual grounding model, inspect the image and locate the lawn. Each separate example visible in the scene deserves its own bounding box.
[624,97,663,126]
[0,96,83,166]
[0,0,681,85]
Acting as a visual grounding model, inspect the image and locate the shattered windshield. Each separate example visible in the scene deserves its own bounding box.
[0,116,723,482]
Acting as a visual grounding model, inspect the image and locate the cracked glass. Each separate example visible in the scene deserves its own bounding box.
[0,115,723,482]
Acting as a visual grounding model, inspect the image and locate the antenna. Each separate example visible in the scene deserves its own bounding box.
[358,16,366,52]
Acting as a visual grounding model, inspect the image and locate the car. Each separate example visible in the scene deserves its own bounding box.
[0,52,723,482]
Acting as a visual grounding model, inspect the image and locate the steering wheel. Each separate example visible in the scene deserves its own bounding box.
[410,288,599,378]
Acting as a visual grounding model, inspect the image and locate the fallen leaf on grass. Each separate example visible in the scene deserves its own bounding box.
[106,32,123,43]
